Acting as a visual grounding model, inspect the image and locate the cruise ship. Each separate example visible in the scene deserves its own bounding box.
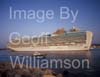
[7,27,93,51]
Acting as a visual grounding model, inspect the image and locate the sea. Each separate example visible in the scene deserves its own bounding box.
[0,48,100,76]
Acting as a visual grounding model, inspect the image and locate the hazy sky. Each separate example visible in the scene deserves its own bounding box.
[0,0,100,47]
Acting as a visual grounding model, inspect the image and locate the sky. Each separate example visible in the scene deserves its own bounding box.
[0,0,100,48]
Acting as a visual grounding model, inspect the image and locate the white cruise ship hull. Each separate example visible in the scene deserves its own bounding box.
[7,31,93,51]
[8,45,90,52]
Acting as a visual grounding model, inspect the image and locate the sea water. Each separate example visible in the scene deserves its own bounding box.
[0,48,100,75]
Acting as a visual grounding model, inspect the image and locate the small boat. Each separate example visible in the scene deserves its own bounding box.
[32,52,47,57]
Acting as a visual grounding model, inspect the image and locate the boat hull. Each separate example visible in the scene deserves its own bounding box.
[7,31,93,52]
[8,45,90,51]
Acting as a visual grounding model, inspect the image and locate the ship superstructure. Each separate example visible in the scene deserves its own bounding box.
[7,27,93,51]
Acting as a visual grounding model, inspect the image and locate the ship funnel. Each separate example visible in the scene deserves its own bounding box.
[70,26,80,32]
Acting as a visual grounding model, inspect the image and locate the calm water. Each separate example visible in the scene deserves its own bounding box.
[0,48,100,75]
